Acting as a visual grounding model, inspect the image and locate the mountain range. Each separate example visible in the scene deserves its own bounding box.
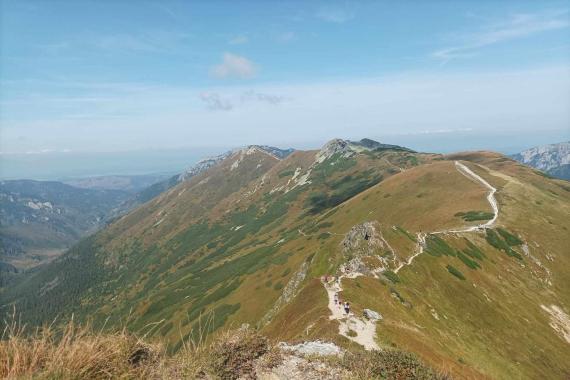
[511,141,570,180]
[1,138,569,379]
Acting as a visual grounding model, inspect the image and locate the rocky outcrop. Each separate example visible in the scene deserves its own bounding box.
[339,221,397,276]
[315,139,356,164]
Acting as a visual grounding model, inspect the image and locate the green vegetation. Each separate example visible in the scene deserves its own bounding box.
[395,226,417,242]
[340,350,449,380]
[278,169,295,178]
[456,250,480,270]
[425,235,455,257]
[455,211,494,222]
[447,265,466,280]
[383,270,400,283]
[496,228,523,246]
[462,239,486,260]
[306,173,382,214]
[485,229,523,260]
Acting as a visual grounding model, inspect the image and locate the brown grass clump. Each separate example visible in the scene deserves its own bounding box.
[207,326,269,379]
[0,317,164,379]
[340,349,451,380]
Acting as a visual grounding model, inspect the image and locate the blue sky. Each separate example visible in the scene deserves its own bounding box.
[1,0,569,162]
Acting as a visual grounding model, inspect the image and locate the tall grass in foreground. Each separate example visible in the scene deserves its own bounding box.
[0,312,272,379]
[1,315,166,379]
[1,311,449,379]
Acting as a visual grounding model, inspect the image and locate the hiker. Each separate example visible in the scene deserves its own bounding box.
[344,302,350,316]
[334,292,338,305]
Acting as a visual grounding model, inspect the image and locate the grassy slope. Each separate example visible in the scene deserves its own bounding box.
[268,153,570,379]
[3,148,569,379]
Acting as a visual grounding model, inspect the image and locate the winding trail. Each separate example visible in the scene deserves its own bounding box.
[321,160,499,349]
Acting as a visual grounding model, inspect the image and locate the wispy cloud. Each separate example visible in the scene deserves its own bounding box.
[316,6,355,23]
[210,53,257,79]
[228,34,249,45]
[200,92,233,111]
[199,90,286,111]
[433,10,569,62]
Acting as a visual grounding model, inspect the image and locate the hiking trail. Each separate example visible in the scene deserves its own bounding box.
[324,277,380,351]
[320,161,499,349]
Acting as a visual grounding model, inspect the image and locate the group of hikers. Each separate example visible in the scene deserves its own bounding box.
[323,275,351,317]
[334,292,350,316]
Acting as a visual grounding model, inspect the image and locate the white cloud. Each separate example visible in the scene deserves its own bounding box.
[316,7,354,23]
[228,34,249,45]
[433,10,569,62]
[210,53,257,79]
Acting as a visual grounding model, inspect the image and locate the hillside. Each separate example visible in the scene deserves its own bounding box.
[2,139,569,379]
[512,141,570,180]
[0,180,131,270]
[63,173,171,192]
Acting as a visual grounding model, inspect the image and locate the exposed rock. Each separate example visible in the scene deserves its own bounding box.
[256,354,349,380]
[512,141,570,180]
[363,309,382,321]
[315,139,355,164]
[278,341,342,357]
[179,151,232,181]
[260,262,309,326]
[339,221,395,276]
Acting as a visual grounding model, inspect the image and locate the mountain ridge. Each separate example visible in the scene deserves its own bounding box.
[2,138,569,379]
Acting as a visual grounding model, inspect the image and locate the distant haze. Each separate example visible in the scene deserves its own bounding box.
[1,1,569,179]
[2,129,568,181]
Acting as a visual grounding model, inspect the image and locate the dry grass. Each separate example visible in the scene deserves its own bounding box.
[1,316,164,379]
[0,314,282,380]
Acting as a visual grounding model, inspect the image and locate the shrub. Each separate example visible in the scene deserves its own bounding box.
[496,228,523,246]
[208,327,268,380]
[340,350,449,380]
[278,169,295,178]
[462,239,485,260]
[383,270,400,283]
[447,265,465,280]
[425,235,456,257]
[485,229,523,260]
[456,250,480,270]
[454,211,494,222]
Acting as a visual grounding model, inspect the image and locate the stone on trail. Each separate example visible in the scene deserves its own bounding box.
[363,309,382,321]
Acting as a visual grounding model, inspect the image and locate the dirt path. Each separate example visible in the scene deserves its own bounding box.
[324,278,380,351]
[321,161,499,348]
[452,161,499,231]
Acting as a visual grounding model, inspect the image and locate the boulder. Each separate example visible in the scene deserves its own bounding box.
[363,309,382,321]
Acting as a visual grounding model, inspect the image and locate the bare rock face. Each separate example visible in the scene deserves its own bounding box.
[315,139,355,164]
[340,221,395,276]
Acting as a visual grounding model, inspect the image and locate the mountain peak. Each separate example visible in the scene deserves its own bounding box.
[316,138,413,163]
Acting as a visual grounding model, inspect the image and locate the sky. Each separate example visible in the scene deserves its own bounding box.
[1,0,570,178]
